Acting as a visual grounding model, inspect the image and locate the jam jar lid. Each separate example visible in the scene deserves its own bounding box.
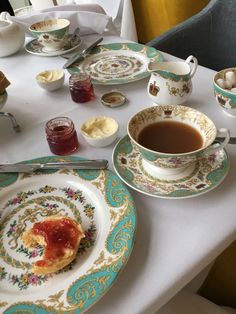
[100,91,126,108]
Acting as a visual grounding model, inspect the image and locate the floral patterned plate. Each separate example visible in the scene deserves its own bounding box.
[68,42,163,85]
[25,34,82,57]
[0,156,136,313]
[112,135,230,199]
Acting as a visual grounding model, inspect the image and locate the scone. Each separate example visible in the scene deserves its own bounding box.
[22,215,85,275]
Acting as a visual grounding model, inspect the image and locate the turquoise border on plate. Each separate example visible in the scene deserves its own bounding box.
[0,155,137,314]
[67,42,163,85]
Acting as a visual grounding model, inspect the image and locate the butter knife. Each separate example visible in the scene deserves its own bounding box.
[0,159,108,173]
[63,37,103,69]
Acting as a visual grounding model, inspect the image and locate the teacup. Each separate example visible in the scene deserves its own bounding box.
[147,56,198,105]
[127,105,230,180]
[29,19,70,52]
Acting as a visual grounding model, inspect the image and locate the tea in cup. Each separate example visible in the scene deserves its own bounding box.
[29,18,70,52]
[147,56,198,105]
[128,105,230,180]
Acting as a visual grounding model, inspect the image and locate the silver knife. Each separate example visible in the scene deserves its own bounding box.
[63,37,103,69]
[0,159,108,173]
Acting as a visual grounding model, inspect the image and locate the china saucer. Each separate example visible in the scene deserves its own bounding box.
[112,135,230,199]
[25,34,82,57]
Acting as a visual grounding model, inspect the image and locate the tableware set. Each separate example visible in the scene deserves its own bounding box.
[0,15,234,314]
[0,20,232,196]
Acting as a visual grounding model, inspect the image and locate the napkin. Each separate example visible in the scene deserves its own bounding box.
[0,4,117,36]
[73,0,120,20]
[73,0,138,41]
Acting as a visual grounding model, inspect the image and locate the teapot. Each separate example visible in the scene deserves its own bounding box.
[147,55,198,105]
[0,13,25,57]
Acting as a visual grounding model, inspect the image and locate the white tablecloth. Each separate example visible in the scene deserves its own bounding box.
[0,34,236,314]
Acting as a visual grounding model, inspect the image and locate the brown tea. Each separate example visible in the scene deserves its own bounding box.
[137,121,203,154]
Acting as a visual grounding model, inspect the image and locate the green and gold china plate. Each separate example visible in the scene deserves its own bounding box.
[25,34,82,57]
[68,42,163,85]
[112,135,230,199]
[0,156,136,313]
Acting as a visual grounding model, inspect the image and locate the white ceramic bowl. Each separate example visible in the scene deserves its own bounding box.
[81,116,119,147]
[213,67,236,117]
[36,69,65,91]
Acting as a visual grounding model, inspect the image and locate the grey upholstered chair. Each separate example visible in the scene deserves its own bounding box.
[147,0,236,71]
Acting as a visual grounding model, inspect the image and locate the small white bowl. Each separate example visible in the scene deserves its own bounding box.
[81,116,119,147]
[36,69,65,91]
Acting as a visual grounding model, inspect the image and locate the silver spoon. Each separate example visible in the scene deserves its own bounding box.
[215,137,236,144]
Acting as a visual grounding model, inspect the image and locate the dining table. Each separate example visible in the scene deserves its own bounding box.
[0,32,236,314]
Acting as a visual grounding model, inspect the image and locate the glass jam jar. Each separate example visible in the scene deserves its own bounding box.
[45,117,79,155]
[69,73,95,103]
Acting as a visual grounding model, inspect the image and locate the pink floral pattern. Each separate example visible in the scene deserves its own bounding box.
[1,185,97,290]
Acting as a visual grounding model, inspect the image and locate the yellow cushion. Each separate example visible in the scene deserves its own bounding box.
[132,0,209,43]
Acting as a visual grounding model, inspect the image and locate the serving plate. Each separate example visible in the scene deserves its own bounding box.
[0,156,136,313]
[68,42,163,85]
[112,135,230,199]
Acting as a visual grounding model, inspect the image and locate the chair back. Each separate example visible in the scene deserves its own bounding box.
[147,0,236,71]
[208,0,236,70]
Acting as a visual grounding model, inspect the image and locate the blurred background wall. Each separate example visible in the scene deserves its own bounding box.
[132,0,209,43]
